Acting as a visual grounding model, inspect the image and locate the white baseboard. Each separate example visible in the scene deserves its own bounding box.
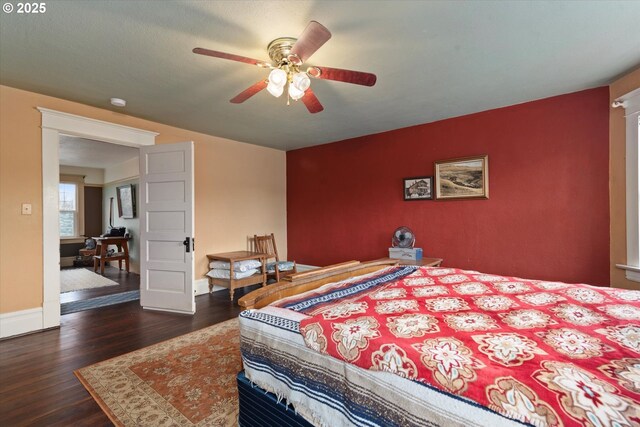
[0,307,43,339]
[193,269,322,298]
[194,278,223,296]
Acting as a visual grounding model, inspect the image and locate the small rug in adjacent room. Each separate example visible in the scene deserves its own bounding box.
[60,290,140,315]
[60,268,119,293]
[75,318,241,426]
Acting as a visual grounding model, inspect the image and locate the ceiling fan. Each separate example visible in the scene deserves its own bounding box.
[193,21,377,114]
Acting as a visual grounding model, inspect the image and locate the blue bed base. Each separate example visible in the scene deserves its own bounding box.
[237,371,315,427]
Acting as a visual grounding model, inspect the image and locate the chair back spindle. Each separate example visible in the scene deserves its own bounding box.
[253,233,296,282]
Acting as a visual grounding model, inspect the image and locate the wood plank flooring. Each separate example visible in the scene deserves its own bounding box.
[0,286,260,426]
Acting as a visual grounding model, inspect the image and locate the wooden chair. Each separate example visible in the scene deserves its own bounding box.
[253,233,297,283]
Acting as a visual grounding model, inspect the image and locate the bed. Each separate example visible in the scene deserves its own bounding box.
[237,260,640,427]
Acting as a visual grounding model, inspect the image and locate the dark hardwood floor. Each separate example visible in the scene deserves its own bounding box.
[0,285,261,426]
[59,266,140,304]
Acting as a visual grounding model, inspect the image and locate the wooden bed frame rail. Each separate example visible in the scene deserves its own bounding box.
[238,259,399,310]
[280,260,360,282]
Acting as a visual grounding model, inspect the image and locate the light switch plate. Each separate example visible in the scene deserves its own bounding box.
[22,203,32,215]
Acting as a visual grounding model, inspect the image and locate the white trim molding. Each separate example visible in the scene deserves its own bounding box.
[39,108,158,332]
[616,88,640,283]
[0,308,43,339]
[616,264,640,283]
[194,278,223,296]
[60,237,87,244]
[38,107,158,147]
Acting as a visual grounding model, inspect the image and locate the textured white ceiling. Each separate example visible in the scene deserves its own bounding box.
[59,135,138,168]
[1,1,639,151]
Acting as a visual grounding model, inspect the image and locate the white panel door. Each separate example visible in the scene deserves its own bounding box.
[139,141,195,314]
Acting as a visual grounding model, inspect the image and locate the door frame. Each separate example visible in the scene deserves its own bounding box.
[39,108,158,329]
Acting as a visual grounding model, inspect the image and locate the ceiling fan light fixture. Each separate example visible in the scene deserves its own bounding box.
[288,83,305,101]
[267,81,284,97]
[268,68,287,87]
[194,21,375,113]
[292,72,311,91]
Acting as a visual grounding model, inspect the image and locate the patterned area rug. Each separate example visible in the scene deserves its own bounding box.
[75,318,241,426]
[60,268,118,293]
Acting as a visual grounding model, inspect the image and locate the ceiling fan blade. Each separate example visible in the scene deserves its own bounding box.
[313,66,377,87]
[290,21,332,63]
[301,88,324,114]
[230,80,268,104]
[193,47,268,67]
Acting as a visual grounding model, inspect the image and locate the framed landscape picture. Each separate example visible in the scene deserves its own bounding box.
[434,155,489,200]
[404,176,433,200]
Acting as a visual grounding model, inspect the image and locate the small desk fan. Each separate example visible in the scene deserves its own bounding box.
[392,226,415,248]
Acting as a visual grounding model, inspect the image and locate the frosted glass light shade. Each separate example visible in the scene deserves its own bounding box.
[268,68,287,87]
[267,81,284,97]
[292,72,311,91]
[288,84,305,101]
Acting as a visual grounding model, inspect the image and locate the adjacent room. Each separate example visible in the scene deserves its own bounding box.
[58,136,141,314]
[0,1,639,426]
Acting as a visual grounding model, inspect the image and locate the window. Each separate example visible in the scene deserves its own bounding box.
[615,88,640,282]
[59,182,77,237]
[59,175,85,239]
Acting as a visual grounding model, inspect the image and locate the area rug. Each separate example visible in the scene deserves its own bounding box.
[75,318,241,426]
[60,268,118,293]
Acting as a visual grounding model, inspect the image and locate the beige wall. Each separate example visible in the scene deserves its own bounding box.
[0,85,287,314]
[609,67,640,289]
[104,157,138,184]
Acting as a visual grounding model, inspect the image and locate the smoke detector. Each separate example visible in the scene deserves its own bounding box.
[110,98,126,107]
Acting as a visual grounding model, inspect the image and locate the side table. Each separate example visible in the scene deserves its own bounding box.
[93,236,130,275]
[206,251,267,301]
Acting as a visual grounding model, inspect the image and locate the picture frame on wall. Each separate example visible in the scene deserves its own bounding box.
[434,155,489,200]
[116,184,136,218]
[404,176,433,200]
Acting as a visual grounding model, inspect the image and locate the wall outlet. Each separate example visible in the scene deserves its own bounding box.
[22,203,32,215]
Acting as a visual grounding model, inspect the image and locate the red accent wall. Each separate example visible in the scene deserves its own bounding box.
[287,88,610,285]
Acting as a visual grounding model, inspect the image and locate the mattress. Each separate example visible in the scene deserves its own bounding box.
[239,264,640,427]
[239,267,523,427]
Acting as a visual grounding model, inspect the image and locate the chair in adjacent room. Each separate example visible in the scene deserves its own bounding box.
[253,233,297,283]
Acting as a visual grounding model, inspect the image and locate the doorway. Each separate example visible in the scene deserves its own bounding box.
[39,108,157,330]
[58,135,142,314]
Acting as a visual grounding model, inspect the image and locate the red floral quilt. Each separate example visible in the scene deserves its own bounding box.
[292,266,640,426]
